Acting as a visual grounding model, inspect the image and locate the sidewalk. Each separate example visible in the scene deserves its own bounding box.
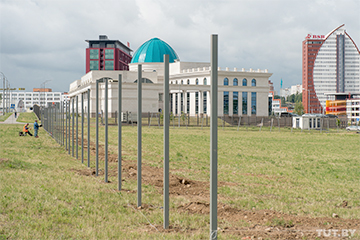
[0,113,24,124]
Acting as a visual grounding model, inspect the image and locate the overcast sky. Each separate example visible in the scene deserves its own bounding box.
[0,0,359,93]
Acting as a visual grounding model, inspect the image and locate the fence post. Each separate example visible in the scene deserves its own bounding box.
[87,89,90,167]
[96,80,99,176]
[118,74,122,190]
[105,78,108,183]
[76,96,79,159]
[137,64,142,207]
[210,34,218,240]
[81,93,84,163]
[72,98,74,157]
[163,54,170,229]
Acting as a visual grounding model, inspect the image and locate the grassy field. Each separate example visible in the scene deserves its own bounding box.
[16,112,39,123]
[0,112,12,122]
[1,123,360,239]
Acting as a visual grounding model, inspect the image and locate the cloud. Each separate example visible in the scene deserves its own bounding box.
[0,0,359,92]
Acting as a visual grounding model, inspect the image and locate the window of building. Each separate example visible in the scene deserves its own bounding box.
[90,60,99,70]
[170,94,173,113]
[187,92,190,113]
[233,92,238,115]
[242,92,247,114]
[204,78,207,85]
[251,92,256,115]
[195,92,199,114]
[224,78,229,86]
[181,93,184,112]
[187,79,190,85]
[26,93,32,96]
[242,78,247,86]
[105,49,114,59]
[233,78,238,86]
[251,79,256,86]
[91,43,100,48]
[106,44,115,48]
[90,49,99,59]
[137,76,154,83]
[268,97,273,116]
[105,61,114,70]
[224,91,229,115]
[203,91,207,114]
[175,93,178,115]
[158,93,163,102]
[181,80,183,85]
[196,78,199,85]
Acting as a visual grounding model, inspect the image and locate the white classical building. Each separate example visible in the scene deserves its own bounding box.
[68,38,272,118]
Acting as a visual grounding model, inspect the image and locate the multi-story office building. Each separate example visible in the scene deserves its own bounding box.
[85,35,132,73]
[302,24,360,113]
[4,89,68,111]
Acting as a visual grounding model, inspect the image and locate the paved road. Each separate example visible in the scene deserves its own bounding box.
[0,113,24,124]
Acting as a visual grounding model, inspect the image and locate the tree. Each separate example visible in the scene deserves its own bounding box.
[295,93,302,103]
[294,101,304,115]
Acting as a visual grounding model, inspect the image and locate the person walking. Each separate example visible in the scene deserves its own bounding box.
[14,111,17,118]
[34,120,40,138]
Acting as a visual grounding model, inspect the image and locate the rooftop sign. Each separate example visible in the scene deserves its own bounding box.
[306,34,325,39]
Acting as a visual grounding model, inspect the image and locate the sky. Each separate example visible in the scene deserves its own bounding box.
[0,0,359,93]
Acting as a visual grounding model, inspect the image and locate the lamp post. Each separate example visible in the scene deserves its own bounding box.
[1,72,5,115]
[41,80,52,109]
[6,79,9,113]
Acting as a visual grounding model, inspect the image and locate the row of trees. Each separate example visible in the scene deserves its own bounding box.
[274,92,304,115]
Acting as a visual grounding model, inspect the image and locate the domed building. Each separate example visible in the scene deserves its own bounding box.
[68,36,273,121]
[130,37,179,64]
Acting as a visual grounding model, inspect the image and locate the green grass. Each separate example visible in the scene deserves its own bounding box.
[0,112,12,122]
[1,123,359,239]
[16,112,38,123]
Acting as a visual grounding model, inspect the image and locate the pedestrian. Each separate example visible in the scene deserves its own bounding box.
[34,120,40,138]
[23,123,33,136]
[14,111,17,118]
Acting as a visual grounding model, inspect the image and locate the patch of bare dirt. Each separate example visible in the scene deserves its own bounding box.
[0,158,9,163]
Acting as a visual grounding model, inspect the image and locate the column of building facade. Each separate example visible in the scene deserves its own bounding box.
[177,91,181,116]
[247,92,252,117]
[199,90,203,116]
[182,90,187,115]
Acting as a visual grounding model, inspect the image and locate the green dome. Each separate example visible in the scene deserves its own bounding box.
[130,38,179,63]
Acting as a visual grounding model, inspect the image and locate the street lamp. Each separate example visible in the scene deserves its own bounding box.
[41,80,52,109]
[0,72,7,115]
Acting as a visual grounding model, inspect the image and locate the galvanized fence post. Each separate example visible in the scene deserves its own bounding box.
[137,64,142,207]
[210,34,218,240]
[163,54,170,229]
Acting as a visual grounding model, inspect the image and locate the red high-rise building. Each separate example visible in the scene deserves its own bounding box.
[85,35,132,73]
[302,34,324,113]
[302,25,360,114]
